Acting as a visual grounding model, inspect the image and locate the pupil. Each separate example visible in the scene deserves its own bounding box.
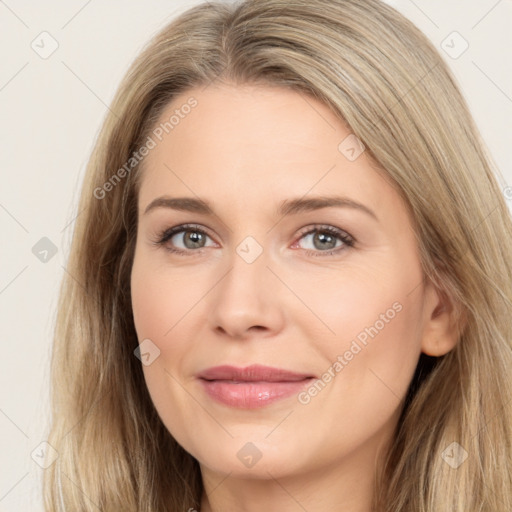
[314,232,335,250]
[185,231,204,248]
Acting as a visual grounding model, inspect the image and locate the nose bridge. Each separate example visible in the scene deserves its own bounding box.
[235,233,266,266]
[221,237,270,303]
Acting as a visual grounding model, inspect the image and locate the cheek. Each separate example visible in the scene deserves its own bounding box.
[131,263,197,447]
[130,255,206,425]
[296,261,420,349]
[131,277,171,341]
[300,260,425,410]
[130,254,203,342]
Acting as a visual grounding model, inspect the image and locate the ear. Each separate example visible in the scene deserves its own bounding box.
[420,281,464,357]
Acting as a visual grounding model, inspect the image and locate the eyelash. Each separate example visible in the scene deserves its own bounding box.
[152,223,355,258]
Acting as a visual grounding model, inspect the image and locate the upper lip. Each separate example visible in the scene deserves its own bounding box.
[198,364,315,382]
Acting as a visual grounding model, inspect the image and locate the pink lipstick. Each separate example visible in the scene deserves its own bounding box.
[197,364,315,409]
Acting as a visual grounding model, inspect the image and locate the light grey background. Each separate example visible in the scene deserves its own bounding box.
[0,1,511,510]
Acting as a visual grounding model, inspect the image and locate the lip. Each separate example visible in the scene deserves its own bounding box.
[197,364,315,409]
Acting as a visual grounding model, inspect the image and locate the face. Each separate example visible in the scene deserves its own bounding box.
[130,83,450,482]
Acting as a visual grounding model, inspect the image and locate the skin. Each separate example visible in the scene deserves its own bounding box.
[130,83,460,512]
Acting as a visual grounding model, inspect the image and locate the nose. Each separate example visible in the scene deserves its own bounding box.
[208,248,285,340]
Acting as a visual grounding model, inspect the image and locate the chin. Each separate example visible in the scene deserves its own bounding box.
[191,437,307,479]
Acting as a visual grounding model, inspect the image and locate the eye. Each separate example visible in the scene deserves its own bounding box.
[152,223,355,258]
[152,224,216,255]
[291,225,355,257]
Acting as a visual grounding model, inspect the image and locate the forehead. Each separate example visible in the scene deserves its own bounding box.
[137,83,402,222]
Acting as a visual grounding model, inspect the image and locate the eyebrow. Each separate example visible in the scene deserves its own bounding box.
[143,195,378,221]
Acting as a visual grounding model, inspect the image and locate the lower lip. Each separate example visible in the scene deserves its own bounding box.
[199,378,314,409]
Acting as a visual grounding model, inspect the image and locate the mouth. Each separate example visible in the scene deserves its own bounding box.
[197,364,316,409]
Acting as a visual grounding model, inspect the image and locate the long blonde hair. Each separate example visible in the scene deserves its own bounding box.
[43,0,512,510]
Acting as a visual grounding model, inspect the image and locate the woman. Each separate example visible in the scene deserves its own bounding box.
[43,0,512,510]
